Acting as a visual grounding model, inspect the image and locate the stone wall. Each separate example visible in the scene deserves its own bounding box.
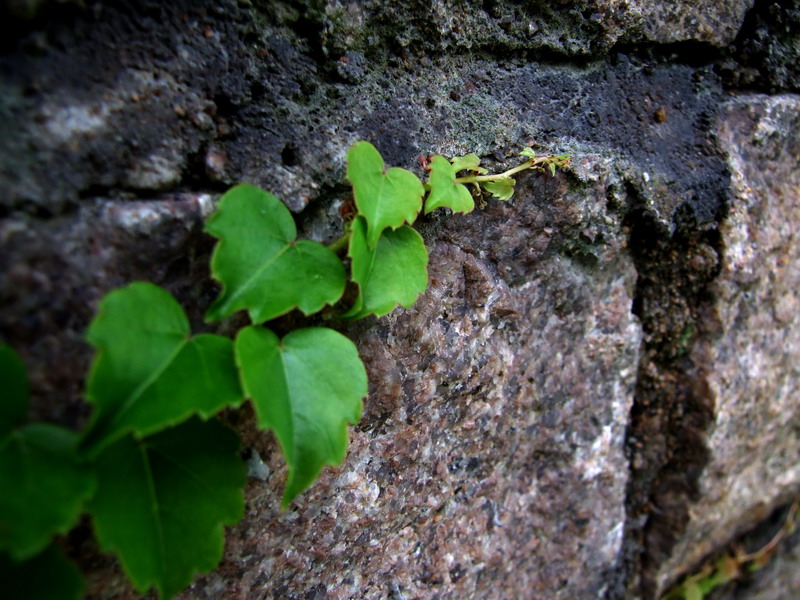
[1,1,798,598]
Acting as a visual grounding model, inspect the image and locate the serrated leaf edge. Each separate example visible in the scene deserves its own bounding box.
[347,141,424,249]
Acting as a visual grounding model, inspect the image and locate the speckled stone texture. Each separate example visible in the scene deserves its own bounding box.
[652,95,800,595]
[637,0,754,45]
[165,165,642,600]
[1,1,800,599]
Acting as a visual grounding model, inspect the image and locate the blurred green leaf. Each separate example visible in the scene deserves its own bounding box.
[0,345,29,437]
[684,582,703,600]
[89,418,245,600]
[0,424,95,560]
[0,544,84,600]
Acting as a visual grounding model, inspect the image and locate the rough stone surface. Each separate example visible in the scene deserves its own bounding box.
[1,1,799,599]
[652,94,800,594]
[0,0,735,216]
[168,173,642,600]
[318,0,753,58]
[636,0,754,46]
[722,0,800,92]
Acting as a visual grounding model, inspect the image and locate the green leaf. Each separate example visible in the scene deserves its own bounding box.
[0,347,94,560]
[205,184,346,323]
[82,282,242,455]
[424,155,475,215]
[343,217,428,319]
[450,153,487,174]
[683,582,703,600]
[0,544,84,600]
[519,147,536,159]
[235,326,366,507]
[0,424,95,560]
[481,177,516,202]
[0,345,29,437]
[549,162,557,176]
[346,141,424,249]
[89,418,245,600]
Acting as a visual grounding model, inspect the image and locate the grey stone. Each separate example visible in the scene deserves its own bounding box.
[637,0,754,46]
[651,94,800,596]
[319,1,754,58]
[722,0,800,92]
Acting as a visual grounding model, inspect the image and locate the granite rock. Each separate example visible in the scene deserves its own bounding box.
[179,171,643,599]
[650,94,800,595]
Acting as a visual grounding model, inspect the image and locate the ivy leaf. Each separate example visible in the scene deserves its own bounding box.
[343,217,428,319]
[481,177,516,202]
[82,282,243,455]
[0,346,95,561]
[235,326,366,507]
[346,141,424,249]
[450,153,487,174]
[0,344,29,437]
[424,155,475,215]
[0,544,84,600]
[88,418,245,600]
[0,424,96,561]
[205,184,346,323]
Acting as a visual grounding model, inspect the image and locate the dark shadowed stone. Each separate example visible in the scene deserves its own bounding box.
[722,0,800,92]
[651,94,800,595]
[729,525,800,599]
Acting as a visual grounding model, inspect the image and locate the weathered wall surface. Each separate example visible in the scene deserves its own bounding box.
[1,1,798,599]
[651,94,800,593]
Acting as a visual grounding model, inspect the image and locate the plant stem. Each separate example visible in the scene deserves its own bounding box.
[455,159,536,184]
[327,230,351,255]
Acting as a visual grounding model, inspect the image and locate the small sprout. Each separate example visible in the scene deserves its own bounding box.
[450,153,488,174]
[481,177,515,202]
[437,147,571,206]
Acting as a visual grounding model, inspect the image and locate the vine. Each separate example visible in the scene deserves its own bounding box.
[0,143,570,599]
[661,500,799,600]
